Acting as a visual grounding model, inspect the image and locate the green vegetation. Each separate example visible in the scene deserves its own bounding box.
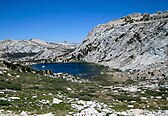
[0,100,11,106]
[0,63,167,114]
[113,94,140,102]
[0,81,21,90]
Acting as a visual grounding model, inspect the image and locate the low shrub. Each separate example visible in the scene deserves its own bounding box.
[79,95,91,101]
[0,100,11,106]
[0,81,21,90]
[114,95,140,101]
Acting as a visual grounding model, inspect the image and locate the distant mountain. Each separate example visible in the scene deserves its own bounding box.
[71,11,168,71]
[0,39,78,62]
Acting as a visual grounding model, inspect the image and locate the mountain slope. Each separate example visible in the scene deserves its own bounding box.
[72,11,168,70]
[0,39,77,62]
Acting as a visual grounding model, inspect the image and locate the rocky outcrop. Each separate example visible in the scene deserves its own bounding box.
[0,39,77,62]
[72,11,168,70]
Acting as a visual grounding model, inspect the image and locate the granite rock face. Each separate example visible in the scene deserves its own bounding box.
[0,39,77,62]
[72,11,168,70]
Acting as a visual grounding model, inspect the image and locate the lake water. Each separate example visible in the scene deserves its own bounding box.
[31,62,105,78]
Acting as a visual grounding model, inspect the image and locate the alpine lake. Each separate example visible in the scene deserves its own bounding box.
[31,62,106,78]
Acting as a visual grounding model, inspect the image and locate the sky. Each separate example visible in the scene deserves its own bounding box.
[0,0,168,43]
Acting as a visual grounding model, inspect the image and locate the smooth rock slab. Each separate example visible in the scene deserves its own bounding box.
[0,70,3,75]
[37,113,54,116]
[74,107,100,116]
[52,98,62,104]
[20,111,28,116]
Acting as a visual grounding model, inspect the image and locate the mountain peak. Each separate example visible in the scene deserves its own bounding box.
[29,38,48,45]
[72,11,168,71]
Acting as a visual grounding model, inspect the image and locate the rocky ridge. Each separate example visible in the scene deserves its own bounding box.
[72,11,168,71]
[0,39,77,62]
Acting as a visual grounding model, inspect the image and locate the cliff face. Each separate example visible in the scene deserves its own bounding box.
[0,39,77,62]
[72,11,168,70]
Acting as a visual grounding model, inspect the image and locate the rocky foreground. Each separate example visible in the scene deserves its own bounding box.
[0,61,167,116]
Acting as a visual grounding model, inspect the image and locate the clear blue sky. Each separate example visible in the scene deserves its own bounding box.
[0,0,168,43]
